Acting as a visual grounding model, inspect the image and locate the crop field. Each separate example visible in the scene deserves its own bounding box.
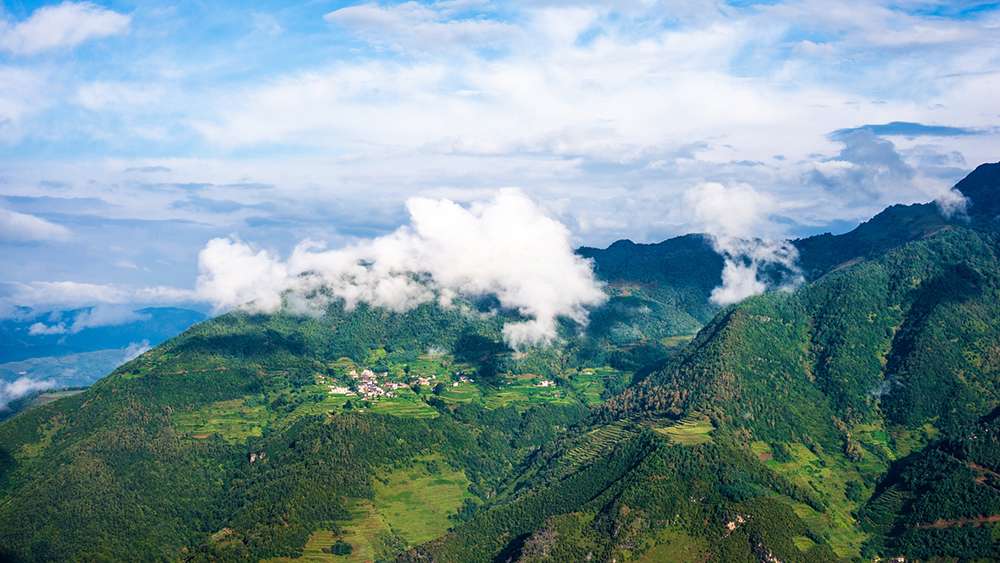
[266,502,395,563]
[651,415,714,445]
[173,398,269,442]
[438,381,482,403]
[636,528,710,563]
[368,393,439,419]
[372,455,473,544]
[564,421,639,466]
[265,530,339,562]
[482,381,574,409]
[269,456,471,562]
[567,367,629,405]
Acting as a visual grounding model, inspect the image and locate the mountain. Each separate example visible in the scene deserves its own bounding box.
[0,163,998,562]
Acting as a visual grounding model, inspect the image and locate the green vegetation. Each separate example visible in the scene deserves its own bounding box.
[372,456,473,544]
[651,414,714,446]
[2,164,1000,562]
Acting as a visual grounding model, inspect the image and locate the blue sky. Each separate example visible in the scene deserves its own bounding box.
[0,0,998,314]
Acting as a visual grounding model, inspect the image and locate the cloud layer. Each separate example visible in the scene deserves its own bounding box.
[197,189,606,347]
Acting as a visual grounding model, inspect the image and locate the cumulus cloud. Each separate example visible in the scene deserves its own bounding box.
[683,182,801,305]
[0,376,55,410]
[196,189,606,348]
[0,2,130,55]
[0,208,71,242]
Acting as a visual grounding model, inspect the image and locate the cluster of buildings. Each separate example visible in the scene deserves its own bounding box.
[327,367,473,401]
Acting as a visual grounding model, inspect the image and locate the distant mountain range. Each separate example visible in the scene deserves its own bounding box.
[0,163,997,562]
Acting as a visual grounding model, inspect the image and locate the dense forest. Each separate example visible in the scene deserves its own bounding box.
[0,163,998,562]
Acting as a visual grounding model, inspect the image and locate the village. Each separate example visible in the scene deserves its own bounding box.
[326,366,556,402]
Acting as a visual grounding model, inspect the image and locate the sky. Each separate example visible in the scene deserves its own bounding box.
[1,0,999,317]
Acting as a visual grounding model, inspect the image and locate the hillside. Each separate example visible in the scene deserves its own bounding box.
[0,164,998,562]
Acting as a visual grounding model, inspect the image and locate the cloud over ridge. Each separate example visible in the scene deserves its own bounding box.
[196,189,606,348]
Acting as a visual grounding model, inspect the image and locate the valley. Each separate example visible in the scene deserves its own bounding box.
[1,164,999,562]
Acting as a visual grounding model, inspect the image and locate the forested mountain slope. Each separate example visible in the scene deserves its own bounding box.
[0,163,998,562]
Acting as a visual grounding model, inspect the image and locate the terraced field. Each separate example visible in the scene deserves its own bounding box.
[650,415,714,446]
[563,421,640,466]
[173,398,269,442]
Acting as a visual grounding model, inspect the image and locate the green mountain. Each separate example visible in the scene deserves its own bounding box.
[0,163,998,562]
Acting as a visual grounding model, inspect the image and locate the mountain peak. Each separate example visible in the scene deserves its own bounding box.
[955,161,1000,219]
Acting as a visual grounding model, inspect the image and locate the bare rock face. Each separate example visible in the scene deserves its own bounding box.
[248,451,267,464]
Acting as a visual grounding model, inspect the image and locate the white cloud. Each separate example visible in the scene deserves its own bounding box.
[0,2,130,55]
[0,208,71,242]
[28,321,67,335]
[196,189,606,348]
[121,339,150,362]
[0,376,55,410]
[28,307,151,335]
[324,1,516,53]
[684,182,802,305]
[1,281,194,314]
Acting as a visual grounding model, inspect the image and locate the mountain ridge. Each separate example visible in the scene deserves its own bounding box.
[0,163,999,561]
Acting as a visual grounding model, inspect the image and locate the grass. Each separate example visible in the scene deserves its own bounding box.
[750,440,878,558]
[792,535,817,553]
[567,367,629,406]
[173,398,269,443]
[635,528,709,563]
[368,393,439,419]
[372,456,473,545]
[270,456,470,562]
[265,530,339,562]
[651,415,714,446]
[482,380,575,410]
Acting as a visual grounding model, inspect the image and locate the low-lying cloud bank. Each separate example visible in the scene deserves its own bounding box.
[196,189,607,348]
[0,377,54,411]
[684,182,802,305]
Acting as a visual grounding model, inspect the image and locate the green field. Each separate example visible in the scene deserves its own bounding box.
[636,528,710,563]
[368,390,439,419]
[482,381,574,409]
[651,415,714,446]
[372,456,473,544]
[563,421,639,466]
[750,440,875,558]
[567,367,629,405]
[275,455,473,562]
[173,398,269,442]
